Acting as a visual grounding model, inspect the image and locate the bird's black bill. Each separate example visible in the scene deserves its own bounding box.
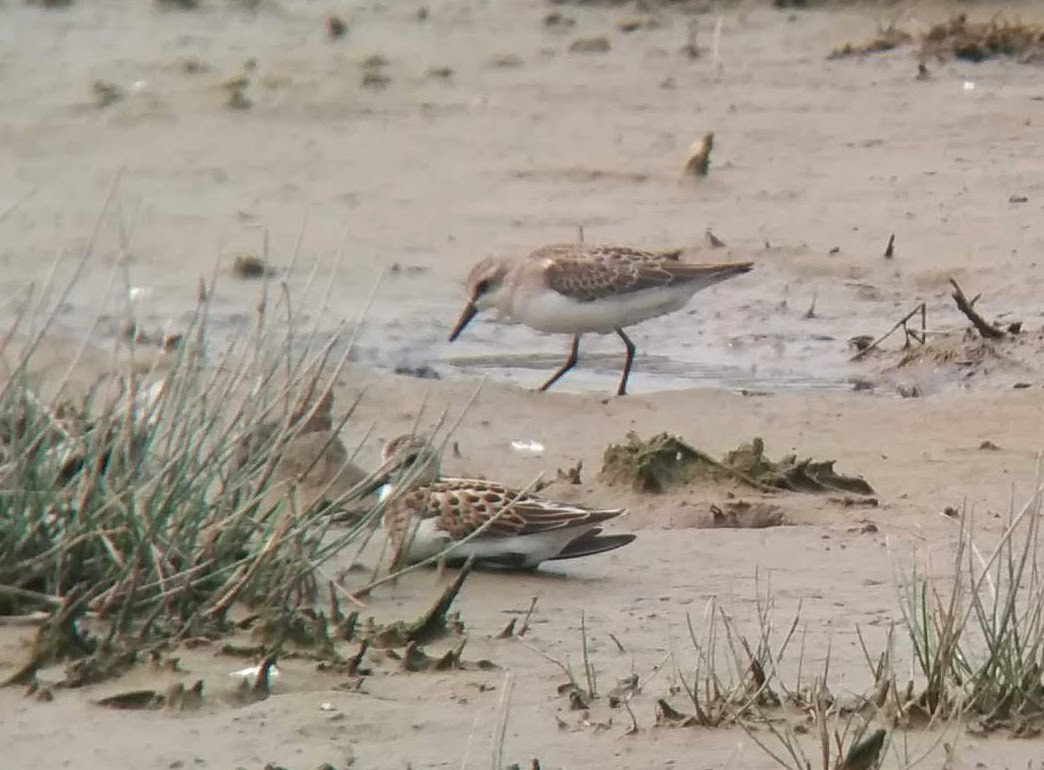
[448,302,478,342]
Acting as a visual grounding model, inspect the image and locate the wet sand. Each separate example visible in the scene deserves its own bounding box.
[1,0,1044,767]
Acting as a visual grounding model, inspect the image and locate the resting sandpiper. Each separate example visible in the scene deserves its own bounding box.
[377,434,635,571]
[447,243,753,396]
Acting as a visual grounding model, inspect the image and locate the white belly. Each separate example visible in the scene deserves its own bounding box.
[398,518,598,569]
[511,284,698,334]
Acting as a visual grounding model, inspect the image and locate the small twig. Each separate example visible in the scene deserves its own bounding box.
[490,671,515,770]
[580,611,596,699]
[949,278,1005,339]
[849,302,928,361]
[608,632,626,653]
[518,595,538,637]
[516,636,576,684]
[883,233,895,259]
[622,694,639,736]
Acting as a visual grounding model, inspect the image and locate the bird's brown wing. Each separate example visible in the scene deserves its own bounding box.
[399,479,622,539]
[544,256,753,303]
[534,244,682,264]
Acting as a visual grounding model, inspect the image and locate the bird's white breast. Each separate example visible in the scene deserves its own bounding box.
[510,283,699,334]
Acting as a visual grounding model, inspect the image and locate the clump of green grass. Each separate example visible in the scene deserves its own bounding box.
[895,481,1044,733]
[0,239,391,684]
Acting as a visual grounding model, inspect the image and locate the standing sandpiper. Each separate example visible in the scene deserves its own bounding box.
[448,243,753,396]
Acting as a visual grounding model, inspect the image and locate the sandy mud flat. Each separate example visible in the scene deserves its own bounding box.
[0,0,1043,768]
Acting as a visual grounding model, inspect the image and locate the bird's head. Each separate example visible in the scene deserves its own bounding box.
[377,433,442,501]
[448,256,511,342]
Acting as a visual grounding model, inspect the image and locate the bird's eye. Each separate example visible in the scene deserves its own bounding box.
[474,279,491,296]
[403,452,419,466]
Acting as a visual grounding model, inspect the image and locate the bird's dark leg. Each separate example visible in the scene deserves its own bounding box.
[615,328,636,396]
[538,335,581,392]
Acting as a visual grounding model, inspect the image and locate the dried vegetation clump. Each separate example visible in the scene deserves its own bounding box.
[599,431,873,495]
[922,14,1044,64]
[828,23,911,59]
[829,13,1043,64]
[854,278,1039,387]
[541,484,1044,768]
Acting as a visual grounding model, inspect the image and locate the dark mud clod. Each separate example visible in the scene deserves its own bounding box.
[684,132,714,176]
[251,609,336,658]
[608,674,639,704]
[94,688,165,710]
[362,70,391,89]
[225,83,252,110]
[555,460,582,485]
[327,15,347,40]
[393,364,441,380]
[543,11,575,29]
[489,53,523,69]
[655,698,694,726]
[567,687,589,710]
[680,20,700,59]
[92,80,124,108]
[425,66,454,80]
[232,253,271,279]
[849,334,874,352]
[710,501,787,529]
[569,36,611,54]
[361,54,391,88]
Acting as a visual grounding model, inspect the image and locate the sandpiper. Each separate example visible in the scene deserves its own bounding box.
[447,243,753,396]
[377,434,636,571]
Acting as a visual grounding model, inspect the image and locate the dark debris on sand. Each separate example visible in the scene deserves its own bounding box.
[827,13,1043,64]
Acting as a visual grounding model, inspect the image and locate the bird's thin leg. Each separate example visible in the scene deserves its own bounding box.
[615,328,637,396]
[538,335,581,392]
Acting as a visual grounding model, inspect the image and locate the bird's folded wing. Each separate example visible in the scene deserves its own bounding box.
[545,258,750,302]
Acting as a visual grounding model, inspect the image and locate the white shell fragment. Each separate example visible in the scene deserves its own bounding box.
[510,439,545,455]
[229,663,281,687]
